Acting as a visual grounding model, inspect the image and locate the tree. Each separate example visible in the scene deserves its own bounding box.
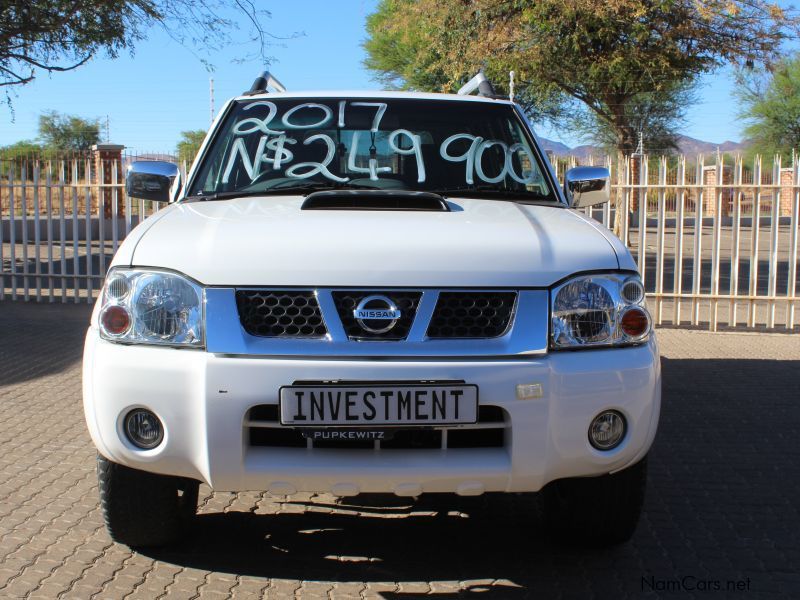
[176,130,207,164]
[38,111,100,152]
[738,55,800,161]
[364,0,799,155]
[0,139,46,159]
[364,0,452,92]
[0,1,278,89]
[570,83,696,156]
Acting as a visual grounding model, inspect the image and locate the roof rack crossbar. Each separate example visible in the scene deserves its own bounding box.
[457,71,497,97]
[243,71,287,96]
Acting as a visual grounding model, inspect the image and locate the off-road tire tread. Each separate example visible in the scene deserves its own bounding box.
[97,454,198,547]
[541,456,648,546]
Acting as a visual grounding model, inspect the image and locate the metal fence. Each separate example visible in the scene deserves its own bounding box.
[0,153,184,303]
[1,153,798,331]
[569,154,799,331]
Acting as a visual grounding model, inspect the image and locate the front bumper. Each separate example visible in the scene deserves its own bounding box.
[82,331,661,495]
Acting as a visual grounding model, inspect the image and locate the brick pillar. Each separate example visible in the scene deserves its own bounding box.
[703,164,733,216]
[780,167,795,216]
[91,144,125,218]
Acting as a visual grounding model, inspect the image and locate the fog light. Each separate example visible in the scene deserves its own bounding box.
[589,410,626,450]
[124,409,164,449]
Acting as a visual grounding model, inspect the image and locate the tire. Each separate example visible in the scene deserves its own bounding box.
[97,454,199,547]
[540,456,648,546]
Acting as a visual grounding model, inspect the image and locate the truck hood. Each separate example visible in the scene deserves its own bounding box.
[126,196,620,287]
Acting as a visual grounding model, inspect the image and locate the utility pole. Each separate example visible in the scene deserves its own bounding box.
[105,115,110,143]
[626,129,645,230]
[210,78,215,125]
[633,130,644,157]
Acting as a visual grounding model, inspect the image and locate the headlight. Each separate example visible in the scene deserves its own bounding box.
[550,273,650,349]
[98,268,204,347]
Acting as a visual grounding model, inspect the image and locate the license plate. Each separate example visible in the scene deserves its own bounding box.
[279,383,479,426]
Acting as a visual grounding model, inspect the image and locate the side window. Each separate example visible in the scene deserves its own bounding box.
[199,131,235,191]
[508,122,547,195]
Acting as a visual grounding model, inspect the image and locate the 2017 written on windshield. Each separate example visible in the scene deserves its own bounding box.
[221,101,537,185]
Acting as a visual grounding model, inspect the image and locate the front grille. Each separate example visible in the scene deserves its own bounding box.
[236,290,327,338]
[246,405,508,450]
[427,292,517,338]
[332,291,422,340]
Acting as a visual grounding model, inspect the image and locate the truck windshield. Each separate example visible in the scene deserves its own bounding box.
[188,97,555,201]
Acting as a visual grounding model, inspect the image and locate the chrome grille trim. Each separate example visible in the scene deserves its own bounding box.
[205,287,550,357]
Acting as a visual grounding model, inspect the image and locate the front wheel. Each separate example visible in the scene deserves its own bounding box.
[540,457,648,546]
[97,455,199,547]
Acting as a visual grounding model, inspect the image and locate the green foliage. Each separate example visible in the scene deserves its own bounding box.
[176,130,207,164]
[365,0,434,90]
[738,56,800,162]
[364,0,799,155]
[0,139,47,159]
[1,112,101,157]
[0,1,276,89]
[38,111,101,152]
[0,140,52,179]
[569,82,696,156]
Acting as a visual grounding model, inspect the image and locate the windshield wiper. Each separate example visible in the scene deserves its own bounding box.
[266,180,387,193]
[434,185,551,201]
[183,190,268,202]
[186,181,388,201]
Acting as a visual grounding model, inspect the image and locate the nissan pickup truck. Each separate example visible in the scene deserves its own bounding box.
[83,72,660,548]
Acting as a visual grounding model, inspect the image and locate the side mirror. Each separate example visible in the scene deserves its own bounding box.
[126,161,180,203]
[564,166,610,208]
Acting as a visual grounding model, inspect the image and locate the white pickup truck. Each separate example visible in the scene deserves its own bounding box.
[83,73,660,548]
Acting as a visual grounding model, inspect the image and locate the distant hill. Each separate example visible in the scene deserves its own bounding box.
[674,135,747,156]
[539,135,748,157]
[538,138,573,155]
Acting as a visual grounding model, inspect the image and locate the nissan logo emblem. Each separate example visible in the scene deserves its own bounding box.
[353,295,402,334]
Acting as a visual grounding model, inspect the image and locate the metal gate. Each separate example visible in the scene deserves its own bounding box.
[2,154,798,331]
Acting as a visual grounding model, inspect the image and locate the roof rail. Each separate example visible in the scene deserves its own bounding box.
[243,71,287,96]
[457,71,497,97]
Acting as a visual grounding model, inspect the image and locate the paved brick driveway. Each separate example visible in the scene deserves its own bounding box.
[0,301,798,599]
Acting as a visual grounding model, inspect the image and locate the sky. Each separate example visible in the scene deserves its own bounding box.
[0,1,776,153]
